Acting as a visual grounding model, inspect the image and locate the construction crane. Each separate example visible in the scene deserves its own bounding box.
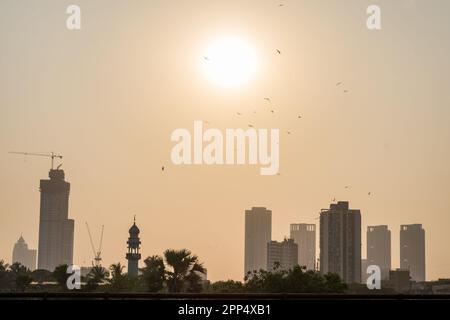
[85,222,104,267]
[9,151,63,170]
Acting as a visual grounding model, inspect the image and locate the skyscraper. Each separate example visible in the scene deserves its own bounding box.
[367,225,391,280]
[320,201,361,284]
[12,235,37,271]
[126,218,141,278]
[290,223,316,270]
[267,238,298,271]
[37,169,74,271]
[400,224,425,282]
[244,207,272,276]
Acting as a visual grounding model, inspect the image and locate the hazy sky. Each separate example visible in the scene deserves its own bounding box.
[1,0,449,282]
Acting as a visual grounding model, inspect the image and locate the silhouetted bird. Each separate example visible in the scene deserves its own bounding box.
[264,97,271,102]
[343,90,349,93]
[287,131,291,134]
[278,4,284,7]
[248,124,254,128]
[162,166,165,171]
[368,192,371,195]
[298,115,302,119]
[276,49,281,54]
[336,82,342,86]
[345,186,349,189]
[237,112,242,116]
[271,110,275,113]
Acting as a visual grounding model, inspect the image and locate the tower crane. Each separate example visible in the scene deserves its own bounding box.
[85,222,104,267]
[9,151,63,170]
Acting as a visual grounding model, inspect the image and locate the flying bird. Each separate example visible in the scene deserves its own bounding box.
[343,90,349,93]
[236,112,242,116]
[270,110,275,113]
[248,124,254,128]
[298,115,302,119]
[336,82,342,86]
[162,166,165,171]
[345,186,349,189]
[368,192,371,196]
[276,49,281,54]
[286,131,291,135]
[264,97,271,102]
[278,4,284,7]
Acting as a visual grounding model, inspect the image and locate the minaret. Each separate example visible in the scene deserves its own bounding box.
[126,216,141,278]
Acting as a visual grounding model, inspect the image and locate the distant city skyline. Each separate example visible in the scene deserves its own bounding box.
[1,0,449,282]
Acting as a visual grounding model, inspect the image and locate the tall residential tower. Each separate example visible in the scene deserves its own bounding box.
[37,169,74,271]
[290,223,316,270]
[367,225,391,280]
[244,207,272,276]
[400,224,425,282]
[320,201,361,284]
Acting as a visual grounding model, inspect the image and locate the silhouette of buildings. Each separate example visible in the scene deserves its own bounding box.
[387,268,411,293]
[37,169,74,271]
[367,225,391,280]
[267,238,298,271]
[126,218,141,278]
[320,201,361,283]
[400,224,425,282]
[244,207,272,275]
[12,235,36,271]
[290,223,316,270]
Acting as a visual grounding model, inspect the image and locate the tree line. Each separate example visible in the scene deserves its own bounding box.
[0,249,347,293]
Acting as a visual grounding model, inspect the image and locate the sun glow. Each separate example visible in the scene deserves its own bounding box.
[202,38,258,88]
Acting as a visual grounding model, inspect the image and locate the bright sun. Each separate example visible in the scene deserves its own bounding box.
[202,38,258,88]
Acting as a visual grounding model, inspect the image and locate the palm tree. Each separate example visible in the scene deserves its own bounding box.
[9,262,32,292]
[52,264,69,290]
[140,255,165,292]
[108,263,129,292]
[0,260,13,291]
[163,249,206,293]
[0,260,9,272]
[86,265,109,291]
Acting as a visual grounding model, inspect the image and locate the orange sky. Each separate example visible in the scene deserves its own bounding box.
[1,0,449,281]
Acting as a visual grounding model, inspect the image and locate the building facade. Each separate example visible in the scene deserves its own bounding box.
[290,223,316,270]
[320,201,361,284]
[267,238,298,271]
[367,225,391,280]
[400,224,425,282]
[37,169,74,271]
[244,207,272,276]
[12,235,37,271]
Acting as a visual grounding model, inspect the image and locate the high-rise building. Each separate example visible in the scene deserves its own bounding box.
[126,218,141,278]
[367,225,391,280]
[12,235,37,271]
[320,201,361,284]
[400,224,425,282]
[37,169,74,271]
[267,238,298,271]
[244,207,272,276]
[290,223,316,270]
